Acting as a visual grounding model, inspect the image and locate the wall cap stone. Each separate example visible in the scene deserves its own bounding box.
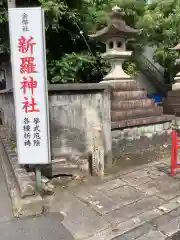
[0,83,111,95]
[48,83,111,93]
[0,89,12,93]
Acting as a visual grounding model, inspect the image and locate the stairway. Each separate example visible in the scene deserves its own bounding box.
[136,55,170,95]
[135,55,179,116]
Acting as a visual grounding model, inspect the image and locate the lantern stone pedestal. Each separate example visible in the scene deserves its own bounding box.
[163,44,180,116]
[163,90,180,116]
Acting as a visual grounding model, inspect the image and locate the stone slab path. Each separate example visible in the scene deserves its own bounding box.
[0,155,13,223]
[0,213,74,240]
[0,140,75,240]
[48,156,180,240]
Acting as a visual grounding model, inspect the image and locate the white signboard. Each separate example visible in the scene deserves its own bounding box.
[8,7,50,164]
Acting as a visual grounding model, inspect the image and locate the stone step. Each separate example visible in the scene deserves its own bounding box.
[163,90,180,116]
[112,90,147,101]
[42,157,89,177]
[111,115,173,129]
[163,104,180,116]
[71,177,180,240]
[111,99,154,110]
[167,90,180,97]
[111,200,180,240]
[1,138,35,198]
[47,148,180,240]
[111,107,163,122]
[108,81,138,91]
[164,98,180,104]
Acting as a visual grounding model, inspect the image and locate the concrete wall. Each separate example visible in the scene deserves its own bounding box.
[48,84,111,165]
[112,122,172,158]
[0,83,173,171]
[0,84,112,166]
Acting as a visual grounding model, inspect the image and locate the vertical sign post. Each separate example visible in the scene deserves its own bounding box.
[7,0,16,8]
[7,0,15,90]
[8,7,50,192]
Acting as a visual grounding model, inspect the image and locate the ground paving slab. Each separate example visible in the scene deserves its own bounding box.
[47,154,180,240]
[0,142,75,240]
[1,135,180,240]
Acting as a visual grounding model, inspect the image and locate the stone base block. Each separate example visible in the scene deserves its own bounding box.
[0,139,43,217]
[172,83,180,90]
[1,138,35,198]
[112,121,172,158]
[112,115,174,129]
[112,90,147,101]
[12,194,43,217]
[164,90,180,116]
[42,158,89,178]
[111,99,154,110]
[111,107,163,121]
[101,80,138,91]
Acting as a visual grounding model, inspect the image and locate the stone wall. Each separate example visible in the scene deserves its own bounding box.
[0,83,173,170]
[0,89,15,138]
[0,84,112,166]
[163,90,180,116]
[112,122,172,159]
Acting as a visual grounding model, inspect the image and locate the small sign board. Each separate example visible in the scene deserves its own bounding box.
[8,7,50,164]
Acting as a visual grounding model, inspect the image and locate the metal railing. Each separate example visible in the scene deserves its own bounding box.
[139,55,165,84]
[136,54,168,93]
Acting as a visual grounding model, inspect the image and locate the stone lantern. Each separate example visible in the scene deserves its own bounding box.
[89,6,170,129]
[89,6,138,82]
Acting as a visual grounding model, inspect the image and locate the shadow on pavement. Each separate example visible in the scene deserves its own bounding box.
[0,212,75,240]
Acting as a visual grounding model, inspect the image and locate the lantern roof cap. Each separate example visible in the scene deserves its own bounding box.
[89,6,138,41]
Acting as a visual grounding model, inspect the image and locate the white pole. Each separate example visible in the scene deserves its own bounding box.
[7,0,15,90]
[7,0,15,8]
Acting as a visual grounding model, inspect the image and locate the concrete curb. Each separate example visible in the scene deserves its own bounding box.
[0,139,44,217]
[1,138,35,198]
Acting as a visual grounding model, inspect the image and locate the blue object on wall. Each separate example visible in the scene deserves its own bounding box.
[148,94,164,103]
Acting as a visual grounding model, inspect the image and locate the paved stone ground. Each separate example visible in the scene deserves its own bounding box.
[169,230,180,240]
[47,155,180,240]
[0,158,13,223]
[1,125,180,240]
[0,147,75,240]
[0,213,74,240]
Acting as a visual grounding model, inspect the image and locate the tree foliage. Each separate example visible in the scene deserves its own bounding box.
[0,0,147,82]
[138,0,180,82]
